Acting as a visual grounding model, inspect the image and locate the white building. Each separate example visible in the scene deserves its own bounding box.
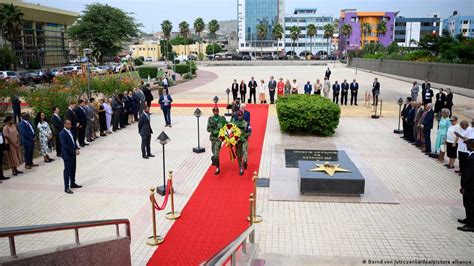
[237,0,285,56]
[394,14,441,47]
[284,8,334,57]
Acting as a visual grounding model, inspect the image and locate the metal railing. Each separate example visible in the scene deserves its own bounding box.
[202,225,256,266]
[0,219,131,258]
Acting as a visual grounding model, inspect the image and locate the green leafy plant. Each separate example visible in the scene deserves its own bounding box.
[174,64,190,75]
[133,57,143,66]
[205,43,222,55]
[276,94,340,136]
[137,66,158,78]
[182,73,193,80]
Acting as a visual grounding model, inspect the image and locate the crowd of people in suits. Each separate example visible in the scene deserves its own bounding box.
[229,68,383,107]
[0,81,156,194]
[399,80,474,232]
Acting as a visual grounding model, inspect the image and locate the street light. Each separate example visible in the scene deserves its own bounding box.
[192,108,205,153]
[393,97,404,134]
[156,131,171,196]
[213,96,219,108]
[225,88,232,116]
[83,48,93,98]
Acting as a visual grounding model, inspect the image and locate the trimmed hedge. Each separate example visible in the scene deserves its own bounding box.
[175,64,190,75]
[137,66,158,78]
[276,94,340,136]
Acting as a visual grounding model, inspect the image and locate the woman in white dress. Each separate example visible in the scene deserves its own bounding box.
[323,77,331,98]
[291,79,299,94]
[34,112,54,162]
[103,98,113,133]
[258,79,267,104]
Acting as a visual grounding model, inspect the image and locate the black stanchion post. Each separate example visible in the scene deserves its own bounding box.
[394,98,403,134]
[156,131,171,196]
[225,88,232,116]
[213,96,219,108]
[193,108,205,153]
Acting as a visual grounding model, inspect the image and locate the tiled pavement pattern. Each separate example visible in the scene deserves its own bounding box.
[1,64,473,265]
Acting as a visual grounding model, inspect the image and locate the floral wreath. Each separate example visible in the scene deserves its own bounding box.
[219,123,242,161]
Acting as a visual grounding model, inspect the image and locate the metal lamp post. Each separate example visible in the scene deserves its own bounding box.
[156,131,171,196]
[225,88,232,116]
[83,48,93,98]
[393,98,404,134]
[213,96,219,108]
[192,108,205,153]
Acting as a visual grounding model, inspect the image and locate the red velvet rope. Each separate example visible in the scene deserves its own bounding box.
[151,179,172,210]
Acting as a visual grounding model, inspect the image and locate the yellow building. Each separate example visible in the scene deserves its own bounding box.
[130,43,208,61]
[0,0,78,67]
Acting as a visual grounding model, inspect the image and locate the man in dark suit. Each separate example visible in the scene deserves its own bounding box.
[143,84,154,108]
[268,76,277,104]
[231,79,239,101]
[422,84,434,105]
[350,79,359,105]
[64,101,78,142]
[332,81,340,104]
[138,106,155,159]
[325,68,331,79]
[18,113,38,169]
[458,139,474,232]
[400,97,412,140]
[248,77,257,104]
[405,102,416,142]
[372,78,380,106]
[60,119,82,194]
[75,99,88,147]
[239,81,247,103]
[51,106,64,157]
[11,95,21,123]
[159,89,173,127]
[340,79,349,105]
[422,103,435,154]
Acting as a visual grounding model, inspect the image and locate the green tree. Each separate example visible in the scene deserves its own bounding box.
[272,23,284,57]
[161,20,173,61]
[289,26,301,58]
[376,20,387,43]
[194,18,205,60]
[205,43,222,55]
[68,3,140,64]
[159,40,173,60]
[256,21,268,58]
[306,24,317,56]
[178,21,190,55]
[208,19,220,55]
[0,46,15,70]
[0,4,24,69]
[340,24,352,56]
[323,23,335,57]
[361,22,372,46]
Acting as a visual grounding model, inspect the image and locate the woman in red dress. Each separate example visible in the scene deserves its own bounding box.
[277,78,285,98]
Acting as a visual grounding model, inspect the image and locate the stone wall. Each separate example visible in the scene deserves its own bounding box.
[348,58,474,91]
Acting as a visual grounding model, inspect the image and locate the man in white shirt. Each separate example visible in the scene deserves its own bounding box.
[455,120,474,175]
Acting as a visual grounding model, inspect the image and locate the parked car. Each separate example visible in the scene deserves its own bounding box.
[58,66,80,75]
[0,71,20,83]
[97,65,112,74]
[276,55,288,60]
[28,70,44,84]
[188,54,198,61]
[242,54,251,61]
[262,55,274,60]
[18,72,33,85]
[145,57,153,62]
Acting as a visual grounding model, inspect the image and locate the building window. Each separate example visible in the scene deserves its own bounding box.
[241,43,244,47]
[463,20,469,24]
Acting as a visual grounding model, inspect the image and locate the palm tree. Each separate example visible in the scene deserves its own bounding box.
[272,23,283,58]
[179,21,190,55]
[323,24,335,58]
[0,3,24,69]
[376,20,387,43]
[340,24,352,56]
[161,20,173,60]
[306,24,317,57]
[256,21,267,58]
[194,18,205,60]
[208,19,220,56]
[289,25,301,59]
[361,22,371,46]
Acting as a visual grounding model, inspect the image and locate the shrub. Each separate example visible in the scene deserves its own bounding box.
[134,57,144,66]
[276,94,340,136]
[402,50,432,61]
[205,43,222,55]
[25,85,79,118]
[187,61,198,75]
[137,66,158,79]
[174,64,190,75]
[182,73,193,80]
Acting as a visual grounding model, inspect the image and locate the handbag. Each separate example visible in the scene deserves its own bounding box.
[440,144,446,153]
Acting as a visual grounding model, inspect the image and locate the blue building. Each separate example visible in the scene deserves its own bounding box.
[237,0,285,56]
[394,14,441,47]
[442,11,474,38]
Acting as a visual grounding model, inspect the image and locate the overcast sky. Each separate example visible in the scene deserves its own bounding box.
[26,0,473,33]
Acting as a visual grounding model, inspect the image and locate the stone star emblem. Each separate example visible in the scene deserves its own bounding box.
[308,162,351,176]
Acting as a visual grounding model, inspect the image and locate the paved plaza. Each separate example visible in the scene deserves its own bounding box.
[1,64,473,265]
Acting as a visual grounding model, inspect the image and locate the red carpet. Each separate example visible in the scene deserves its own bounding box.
[147,104,269,265]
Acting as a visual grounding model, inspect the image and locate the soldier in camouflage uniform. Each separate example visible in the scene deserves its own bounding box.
[207,107,228,175]
[234,111,249,175]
